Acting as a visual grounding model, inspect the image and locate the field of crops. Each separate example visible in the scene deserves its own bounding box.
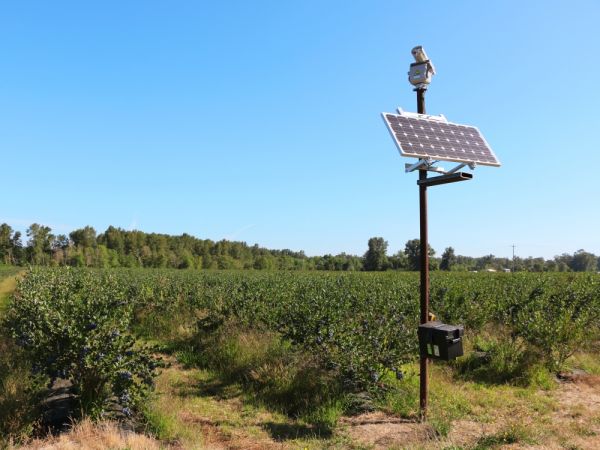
[9,268,600,390]
[0,268,600,446]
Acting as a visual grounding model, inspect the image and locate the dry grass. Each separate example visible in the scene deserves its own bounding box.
[0,273,17,293]
[0,272,20,311]
[10,419,162,450]
[1,270,41,444]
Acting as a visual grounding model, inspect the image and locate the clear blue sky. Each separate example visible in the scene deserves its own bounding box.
[1,1,599,259]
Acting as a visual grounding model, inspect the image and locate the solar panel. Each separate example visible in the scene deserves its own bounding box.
[382,112,500,167]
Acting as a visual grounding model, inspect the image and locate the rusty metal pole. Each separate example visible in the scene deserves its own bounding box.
[417,87,429,420]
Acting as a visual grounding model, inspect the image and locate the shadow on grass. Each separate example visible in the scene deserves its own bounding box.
[450,347,537,387]
[165,366,243,401]
[148,319,348,440]
[262,421,333,441]
[190,376,243,401]
[158,363,338,442]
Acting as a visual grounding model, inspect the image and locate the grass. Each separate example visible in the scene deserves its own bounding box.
[0,337,44,446]
[473,423,534,449]
[376,360,562,446]
[135,294,600,449]
[0,269,45,446]
[137,311,360,448]
[15,353,600,450]
[567,351,600,375]
[153,315,349,428]
[143,361,355,449]
[7,419,162,450]
[0,269,20,313]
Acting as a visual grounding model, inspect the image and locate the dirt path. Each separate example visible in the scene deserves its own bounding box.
[545,375,600,449]
[340,374,600,449]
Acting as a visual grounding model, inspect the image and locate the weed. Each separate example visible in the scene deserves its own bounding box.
[473,423,532,449]
[302,399,345,429]
[143,403,178,441]
[188,320,347,426]
[567,351,600,375]
[0,333,45,445]
[174,345,204,368]
[377,366,420,418]
[454,332,546,386]
[525,364,556,389]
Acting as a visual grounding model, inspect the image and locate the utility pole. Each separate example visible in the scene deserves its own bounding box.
[382,45,500,421]
[512,244,516,272]
[416,86,429,420]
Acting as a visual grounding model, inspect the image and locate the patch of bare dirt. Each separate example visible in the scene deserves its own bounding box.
[548,374,600,449]
[340,412,434,449]
[446,419,497,447]
[338,374,600,450]
[554,373,600,417]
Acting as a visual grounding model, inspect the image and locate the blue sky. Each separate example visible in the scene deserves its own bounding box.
[1,1,599,259]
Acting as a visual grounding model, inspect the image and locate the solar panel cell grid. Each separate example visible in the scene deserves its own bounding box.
[382,113,500,167]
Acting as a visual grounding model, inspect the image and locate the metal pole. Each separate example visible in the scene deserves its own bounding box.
[512,244,516,272]
[417,87,429,420]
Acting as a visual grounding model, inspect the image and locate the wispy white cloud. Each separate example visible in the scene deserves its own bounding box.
[225,224,256,241]
[0,217,73,233]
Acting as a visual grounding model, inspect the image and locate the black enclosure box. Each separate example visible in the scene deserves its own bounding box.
[418,321,464,361]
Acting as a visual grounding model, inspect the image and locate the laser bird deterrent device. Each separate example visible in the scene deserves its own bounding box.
[408,45,436,89]
[381,45,500,420]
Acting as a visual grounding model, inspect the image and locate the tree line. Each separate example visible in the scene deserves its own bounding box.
[0,223,598,272]
[362,237,600,272]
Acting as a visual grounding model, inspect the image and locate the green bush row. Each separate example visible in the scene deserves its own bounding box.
[7,269,600,399]
[5,268,159,419]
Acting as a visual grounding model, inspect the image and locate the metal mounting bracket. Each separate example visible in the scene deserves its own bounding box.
[445,162,476,174]
[405,159,428,173]
[406,161,477,175]
[417,171,473,187]
[405,159,445,174]
[396,108,448,123]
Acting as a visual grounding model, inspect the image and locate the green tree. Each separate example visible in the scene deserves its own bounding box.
[569,249,597,272]
[388,251,408,270]
[363,237,389,271]
[26,223,54,265]
[51,234,70,265]
[440,247,457,271]
[475,254,497,271]
[70,226,97,248]
[98,226,125,253]
[0,223,21,265]
[404,239,436,271]
[254,255,274,270]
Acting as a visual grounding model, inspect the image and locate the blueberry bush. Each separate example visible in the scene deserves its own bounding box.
[6,268,158,418]
[6,267,600,414]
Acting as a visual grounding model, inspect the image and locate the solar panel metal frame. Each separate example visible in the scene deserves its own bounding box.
[382,111,501,167]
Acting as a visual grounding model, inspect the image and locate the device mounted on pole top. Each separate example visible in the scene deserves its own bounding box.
[383,46,500,182]
[408,46,436,90]
[380,46,501,420]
